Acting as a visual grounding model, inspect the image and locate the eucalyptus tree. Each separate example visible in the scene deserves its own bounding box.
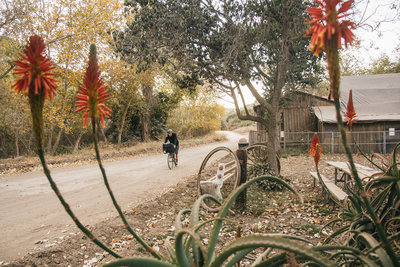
[117,0,322,173]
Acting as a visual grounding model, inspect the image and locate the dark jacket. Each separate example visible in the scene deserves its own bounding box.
[165,133,179,146]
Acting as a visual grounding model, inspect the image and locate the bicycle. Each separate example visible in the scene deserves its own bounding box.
[163,143,177,169]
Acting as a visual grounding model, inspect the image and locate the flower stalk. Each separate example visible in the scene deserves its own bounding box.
[306,1,398,263]
[13,35,120,258]
[76,44,162,260]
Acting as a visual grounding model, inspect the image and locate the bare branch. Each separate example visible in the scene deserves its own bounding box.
[230,85,266,125]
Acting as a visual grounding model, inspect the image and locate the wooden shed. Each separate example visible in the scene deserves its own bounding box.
[312,73,400,153]
[280,91,333,136]
[250,73,400,153]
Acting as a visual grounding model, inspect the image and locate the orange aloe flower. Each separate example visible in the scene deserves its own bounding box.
[310,133,322,166]
[12,35,58,101]
[75,44,111,128]
[305,0,355,56]
[344,89,357,126]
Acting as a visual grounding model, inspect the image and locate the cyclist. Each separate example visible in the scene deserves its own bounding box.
[164,129,179,166]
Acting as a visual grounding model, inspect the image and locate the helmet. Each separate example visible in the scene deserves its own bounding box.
[167,129,172,133]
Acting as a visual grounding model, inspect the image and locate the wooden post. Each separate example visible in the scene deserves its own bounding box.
[235,149,247,211]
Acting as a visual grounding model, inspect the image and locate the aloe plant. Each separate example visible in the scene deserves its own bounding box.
[104,176,342,266]
[320,143,400,266]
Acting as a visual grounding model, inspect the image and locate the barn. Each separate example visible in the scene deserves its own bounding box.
[279,73,400,153]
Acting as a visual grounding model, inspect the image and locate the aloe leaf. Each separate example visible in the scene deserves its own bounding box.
[314,244,362,254]
[315,244,380,266]
[164,236,177,263]
[264,234,314,245]
[224,248,255,267]
[370,183,392,206]
[174,209,191,232]
[103,257,176,267]
[188,194,220,266]
[327,251,378,266]
[252,253,286,267]
[319,218,342,234]
[175,229,207,267]
[390,142,400,176]
[209,235,334,267]
[366,177,398,190]
[300,262,322,267]
[206,175,302,264]
[348,195,362,213]
[357,232,394,267]
[323,224,350,244]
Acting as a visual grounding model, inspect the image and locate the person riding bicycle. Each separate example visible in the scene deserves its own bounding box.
[164,129,179,166]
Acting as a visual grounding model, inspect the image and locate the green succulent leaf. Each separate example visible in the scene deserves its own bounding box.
[103,257,176,267]
[224,248,255,267]
[209,235,334,267]
[175,229,207,267]
[174,209,191,232]
[323,224,350,244]
[357,232,394,267]
[252,252,286,267]
[206,175,302,264]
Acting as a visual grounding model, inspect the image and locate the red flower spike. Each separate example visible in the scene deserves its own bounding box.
[305,0,355,56]
[75,44,111,128]
[344,89,357,126]
[310,133,322,166]
[12,35,58,101]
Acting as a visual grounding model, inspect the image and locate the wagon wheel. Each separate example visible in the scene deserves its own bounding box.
[246,143,281,177]
[197,146,241,212]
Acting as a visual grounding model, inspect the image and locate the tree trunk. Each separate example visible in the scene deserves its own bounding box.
[118,95,134,145]
[47,125,53,153]
[15,131,20,157]
[265,11,290,175]
[73,132,84,152]
[51,128,64,155]
[141,84,154,142]
[97,120,108,143]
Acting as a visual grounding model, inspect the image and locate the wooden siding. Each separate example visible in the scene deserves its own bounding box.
[281,92,333,136]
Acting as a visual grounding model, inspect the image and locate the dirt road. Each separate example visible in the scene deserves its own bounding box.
[0,131,245,262]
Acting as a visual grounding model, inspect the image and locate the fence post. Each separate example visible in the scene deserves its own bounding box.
[331,132,334,153]
[235,138,248,211]
[383,131,386,154]
[283,132,286,150]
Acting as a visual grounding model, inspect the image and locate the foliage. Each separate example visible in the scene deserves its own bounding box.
[248,162,284,191]
[221,108,256,131]
[117,0,324,174]
[166,86,225,138]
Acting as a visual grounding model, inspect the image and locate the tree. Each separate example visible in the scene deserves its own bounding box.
[117,0,322,174]
[1,0,127,155]
[167,86,225,137]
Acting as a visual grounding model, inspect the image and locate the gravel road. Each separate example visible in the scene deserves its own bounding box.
[0,131,245,262]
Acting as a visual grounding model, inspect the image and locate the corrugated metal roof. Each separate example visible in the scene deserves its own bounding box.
[314,73,400,123]
[312,106,400,123]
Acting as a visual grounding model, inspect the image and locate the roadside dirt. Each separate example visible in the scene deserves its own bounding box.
[1,149,376,266]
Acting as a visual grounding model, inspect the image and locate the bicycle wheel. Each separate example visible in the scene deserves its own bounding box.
[167,153,174,169]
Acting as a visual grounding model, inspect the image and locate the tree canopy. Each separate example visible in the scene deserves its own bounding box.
[117,0,323,173]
